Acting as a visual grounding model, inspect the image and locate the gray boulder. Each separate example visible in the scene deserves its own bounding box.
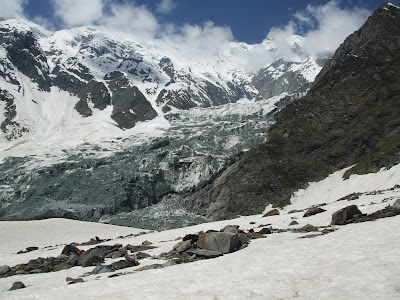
[10,281,25,291]
[0,265,10,275]
[392,199,400,209]
[331,205,362,225]
[197,232,240,254]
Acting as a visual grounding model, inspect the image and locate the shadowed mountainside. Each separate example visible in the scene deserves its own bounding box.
[184,3,400,220]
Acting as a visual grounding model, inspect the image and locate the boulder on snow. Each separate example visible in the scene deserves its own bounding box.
[9,281,26,291]
[392,199,400,209]
[289,220,299,226]
[197,232,240,254]
[263,209,280,217]
[331,205,362,225]
[303,207,326,218]
[0,265,10,275]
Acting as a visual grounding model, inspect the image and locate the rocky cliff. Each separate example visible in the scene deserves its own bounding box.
[184,3,400,220]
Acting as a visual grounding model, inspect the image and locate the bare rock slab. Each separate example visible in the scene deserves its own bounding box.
[197,232,240,254]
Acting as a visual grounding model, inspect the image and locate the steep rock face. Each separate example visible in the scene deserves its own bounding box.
[184,4,400,220]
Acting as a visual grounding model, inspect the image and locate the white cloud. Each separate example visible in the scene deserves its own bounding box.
[0,0,28,19]
[156,0,176,14]
[50,0,103,27]
[265,0,371,60]
[158,21,234,65]
[300,1,370,57]
[98,3,159,42]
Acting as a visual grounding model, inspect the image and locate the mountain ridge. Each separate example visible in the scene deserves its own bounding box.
[184,3,400,220]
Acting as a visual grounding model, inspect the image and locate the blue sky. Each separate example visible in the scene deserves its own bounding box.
[2,0,394,44]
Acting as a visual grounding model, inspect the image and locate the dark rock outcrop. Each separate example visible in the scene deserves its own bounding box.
[184,4,400,220]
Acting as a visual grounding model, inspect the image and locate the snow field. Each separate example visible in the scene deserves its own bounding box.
[1,164,399,299]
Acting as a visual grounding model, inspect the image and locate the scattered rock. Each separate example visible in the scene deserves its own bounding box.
[289,220,299,226]
[173,240,193,253]
[162,260,178,267]
[188,248,223,258]
[135,264,163,272]
[331,205,362,225]
[182,234,199,243]
[126,244,157,252]
[197,232,240,254]
[53,263,71,272]
[109,259,139,271]
[88,265,111,275]
[17,247,39,254]
[141,240,153,246]
[298,224,319,232]
[258,228,272,235]
[250,232,265,239]
[9,281,26,291]
[249,221,256,224]
[263,209,280,217]
[61,244,81,256]
[288,209,303,214]
[78,245,117,267]
[337,193,362,201]
[67,278,84,284]
[303,207,326,218]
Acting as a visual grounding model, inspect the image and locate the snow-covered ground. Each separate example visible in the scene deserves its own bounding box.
[1,164,399,299]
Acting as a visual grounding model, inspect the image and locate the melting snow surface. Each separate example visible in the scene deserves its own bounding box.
[0,164,399,299]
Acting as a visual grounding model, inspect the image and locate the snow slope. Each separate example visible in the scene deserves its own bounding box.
[1,164,399,299]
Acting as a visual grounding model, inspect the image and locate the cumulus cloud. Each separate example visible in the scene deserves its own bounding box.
[50,0,158,42]
[299,1,370,57]
[51,0,103,27]
[98,3,159,42]
[156,0,176,14]
[265,0,371,60]
[157,21,234,65]
[0,0,28,19]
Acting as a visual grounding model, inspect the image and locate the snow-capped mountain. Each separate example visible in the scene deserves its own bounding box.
[0,17,327,226]
[0,18,324,142]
